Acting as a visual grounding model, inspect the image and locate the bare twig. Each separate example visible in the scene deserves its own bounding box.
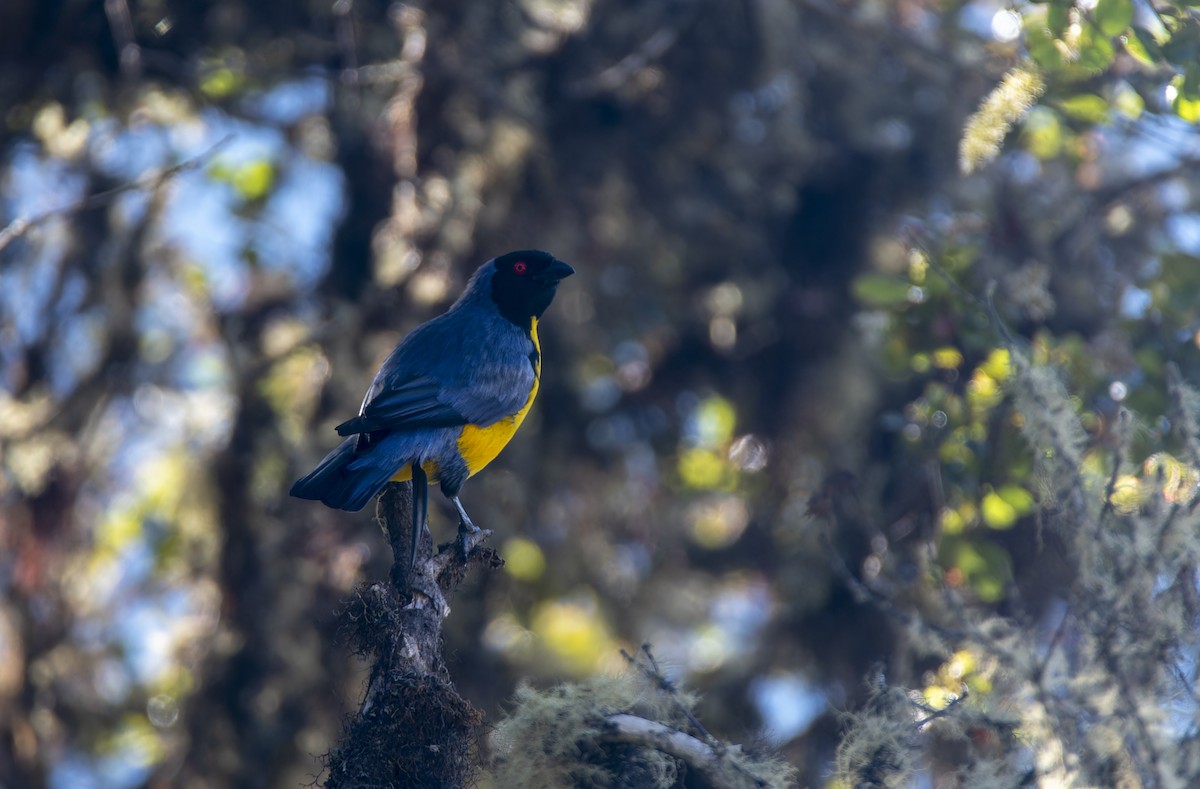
[1035,603,1072,688]
[906,231,1022,352]
[570,28,683,96]
[912,688,968,728]
[615,644,788,787]
[1098,409,1130,525]
[568,0,696,97]
[820,530,968,642]
[1098,629,1168,787]
[620,643,714,742]
[982,280,1020,350]
[1166,363,1200,477]
[0,133,234,255]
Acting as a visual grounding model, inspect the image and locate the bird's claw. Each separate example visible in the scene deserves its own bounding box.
[451,496,479,561]
[457,517,480,562]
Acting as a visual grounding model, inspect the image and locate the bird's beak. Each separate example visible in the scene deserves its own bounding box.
[543,259,575,282]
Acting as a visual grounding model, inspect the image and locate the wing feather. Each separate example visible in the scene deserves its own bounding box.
[335,305,536,438]
[335,376,468,436]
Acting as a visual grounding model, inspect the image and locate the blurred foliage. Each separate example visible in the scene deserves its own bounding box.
[962,0,1200,173]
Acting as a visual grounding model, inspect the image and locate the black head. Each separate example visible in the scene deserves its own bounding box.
[490,250,575,326]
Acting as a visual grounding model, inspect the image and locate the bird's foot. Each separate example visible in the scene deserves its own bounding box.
[457,516,480,562]
[450,496,480,561]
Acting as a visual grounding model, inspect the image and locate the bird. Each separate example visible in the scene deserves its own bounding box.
[290,250,575,568]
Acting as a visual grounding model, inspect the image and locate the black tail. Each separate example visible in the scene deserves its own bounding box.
[410,462,428,570]
[290,438,395,512]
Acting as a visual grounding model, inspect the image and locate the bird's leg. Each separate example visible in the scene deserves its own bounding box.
[411,462,429,571]
[451,495,479,560]
[452,496,477,531]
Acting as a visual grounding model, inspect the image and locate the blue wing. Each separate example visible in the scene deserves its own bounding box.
[335,376,467,436]
[335,307,535,439]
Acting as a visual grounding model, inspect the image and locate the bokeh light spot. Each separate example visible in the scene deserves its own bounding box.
[688,495,750,549]
[531,599,612,675]
[728,434,768,472]
[146,695,179,728]
[991,10,1022,42]
[678,448,729,490]
[502,537,546,582]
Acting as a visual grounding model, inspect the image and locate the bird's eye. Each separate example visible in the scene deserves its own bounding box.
[513,261,528,275]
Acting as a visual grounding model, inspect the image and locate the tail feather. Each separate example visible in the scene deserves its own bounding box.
[290,438,397,512]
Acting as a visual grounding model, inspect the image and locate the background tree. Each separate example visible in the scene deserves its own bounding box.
[2,0,1199,786]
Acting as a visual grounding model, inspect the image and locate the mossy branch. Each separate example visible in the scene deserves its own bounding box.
[322,481,502,789]
[598,714,762,789]
[488,650,797,789]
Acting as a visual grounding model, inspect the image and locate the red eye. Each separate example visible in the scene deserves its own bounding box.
[513,261,528,275]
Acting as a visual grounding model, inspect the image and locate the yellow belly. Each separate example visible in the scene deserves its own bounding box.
[389,460,440,483]
[389,318,541,482]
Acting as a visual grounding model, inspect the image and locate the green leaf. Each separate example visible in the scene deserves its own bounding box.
[1095,0,1134,37]
[200,67,244,99]
[851,274,913,308]
[1112,83,1145,118]
[1047,3,1071,38]
[997,484,1035,515]
[981,492,1018,529]
[1021,106,1064,159]
[209,158,277,202]
[1057,93,1111,122]
[233,160,276,201]
[1173,72,1200,121]
[1184,63,1200,101]
[979,485,1034,530]
[1029,28,1066,71]
[1123,29,1160,66]
[1174,94,1200,123]
[1162,22,1200,65]
[941,538,1013,603]
[1078,27,1116,71]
